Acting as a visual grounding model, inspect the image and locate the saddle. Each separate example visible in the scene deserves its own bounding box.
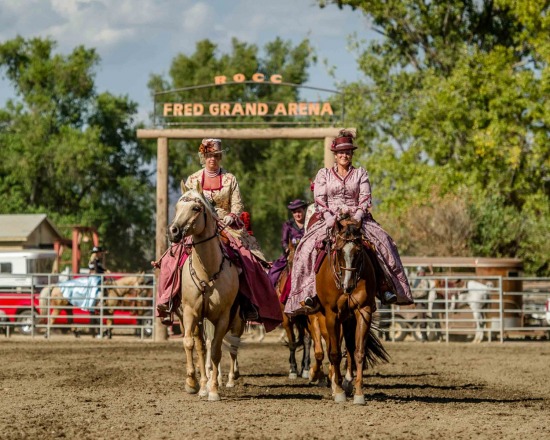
[313,239,329,274]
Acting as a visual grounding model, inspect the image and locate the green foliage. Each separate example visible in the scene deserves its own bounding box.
[148,38,320,258]
[323,0,550,275]
[0,37,155,271]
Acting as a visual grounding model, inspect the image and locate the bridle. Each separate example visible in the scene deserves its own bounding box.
[174,195,230,294]
[330,226,366,292]
[170,195,219,246]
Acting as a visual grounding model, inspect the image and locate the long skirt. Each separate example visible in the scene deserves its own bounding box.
[284,217,413,315]
[156,232,283,332]
[267,254,287,287]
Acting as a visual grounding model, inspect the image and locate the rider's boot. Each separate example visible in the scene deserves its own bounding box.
[239,295,260,322]
[380,291,397,305]
[290,295,322,316]
[156,303,174,325]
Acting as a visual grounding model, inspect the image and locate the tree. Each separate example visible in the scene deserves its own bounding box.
[148,38,321,258]
[322,0,550,275]
[0,36,155,271]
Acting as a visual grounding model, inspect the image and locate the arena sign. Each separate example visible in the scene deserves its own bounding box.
[153,73,342,126]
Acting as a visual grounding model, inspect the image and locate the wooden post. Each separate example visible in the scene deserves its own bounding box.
[72,228,80,274]
[324,136,334,168]
[154,137,169,341]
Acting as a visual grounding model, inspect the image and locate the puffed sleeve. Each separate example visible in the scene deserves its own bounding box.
[357,167,372,212]
[229,176,244,216]
[184,170,200,192]
[313,168,331,214]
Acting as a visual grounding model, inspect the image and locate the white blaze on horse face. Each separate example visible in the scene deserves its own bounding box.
[342,241,355,291]
[171,197,204,237]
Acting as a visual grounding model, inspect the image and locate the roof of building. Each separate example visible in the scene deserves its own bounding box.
[401,256,523,269]
[0,214,63,242]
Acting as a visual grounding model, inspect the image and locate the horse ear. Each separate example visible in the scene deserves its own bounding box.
[195,180,203,193]
[180,180,188,194]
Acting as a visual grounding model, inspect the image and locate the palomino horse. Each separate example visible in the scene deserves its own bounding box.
[38,273,148,338]
[168,182,240,401]
[276,240,311,379]
[314,218,389,404]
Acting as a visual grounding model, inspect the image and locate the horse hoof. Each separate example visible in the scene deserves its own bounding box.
[334,392,346,403]
[225,382,235,388]
[208,392,221,402]
[185,384,199,394]
[301,370,309,379]
[353,395,366,405]
[289,372,298,380]
[342,379,354,397]
[198,388,208,397]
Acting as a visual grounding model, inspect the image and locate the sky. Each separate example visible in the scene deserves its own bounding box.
[0,0,372,124]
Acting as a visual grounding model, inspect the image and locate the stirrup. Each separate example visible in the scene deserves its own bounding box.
[157,303,174,325]
[240,304,259,322]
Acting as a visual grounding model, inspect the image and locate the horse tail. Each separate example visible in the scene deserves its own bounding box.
[364,326,390,367]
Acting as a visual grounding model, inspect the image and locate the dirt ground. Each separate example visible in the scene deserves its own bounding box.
[1,332,549,440]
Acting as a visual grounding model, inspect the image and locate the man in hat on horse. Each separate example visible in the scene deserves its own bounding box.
[89,246,107,274]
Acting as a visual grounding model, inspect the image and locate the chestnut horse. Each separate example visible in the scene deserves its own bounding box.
[276,240,311,379]
[315,218,389,404]
[168,182,240,401]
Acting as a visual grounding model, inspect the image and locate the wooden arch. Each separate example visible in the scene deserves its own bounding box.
[137,127,352,340]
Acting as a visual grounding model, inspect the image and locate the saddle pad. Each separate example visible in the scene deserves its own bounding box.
[314,249,327,274]
[279,274,292,305]
[60,276,101,311]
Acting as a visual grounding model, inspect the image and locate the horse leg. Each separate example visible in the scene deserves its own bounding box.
[301,322,312,379]
[472,308,484,343]
[307,314,325,384]
[45,301,61,339]
[193,324,208,396]
[208,314,231,401]
[205,334,212,380]
[226,316,244,387]
[182,306,200,394]
[66,308,79,338]
[325,309,345,402]
[342,318,356,397]
[283,315,299,379]
[352,308,371,405]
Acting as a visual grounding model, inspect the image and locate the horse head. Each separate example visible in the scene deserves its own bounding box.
[168,181,215,243]
[333,218,364,293]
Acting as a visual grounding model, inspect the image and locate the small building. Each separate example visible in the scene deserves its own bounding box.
[0,214,65,283]
[402,256,524,330]
[0,214,64,250]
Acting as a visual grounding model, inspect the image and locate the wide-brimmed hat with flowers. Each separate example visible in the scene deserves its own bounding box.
[198,138,228,155]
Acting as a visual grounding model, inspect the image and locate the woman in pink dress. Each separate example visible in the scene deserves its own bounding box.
[285,130,413,316]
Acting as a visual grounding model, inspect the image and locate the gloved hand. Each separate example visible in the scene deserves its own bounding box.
[353,209,364,223]
[323,211,335,229]
[223,215,235,226]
